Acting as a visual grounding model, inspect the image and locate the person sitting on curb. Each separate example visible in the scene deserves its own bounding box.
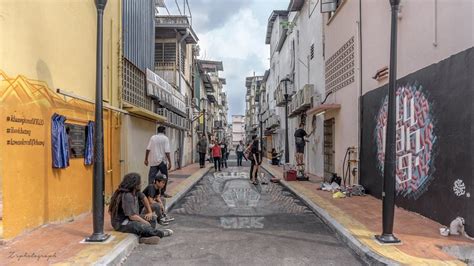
[142,173,175,225]
[109,172,173,245]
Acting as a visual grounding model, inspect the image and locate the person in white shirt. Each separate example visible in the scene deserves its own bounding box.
[144,126,172,198]
[235,140,245,166]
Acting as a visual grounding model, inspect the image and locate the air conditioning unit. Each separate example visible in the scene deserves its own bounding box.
[313,91,322,108]
[275,85,286,107]
[193,98,199,108]
[156,108,169,118]
[302,84,314,107]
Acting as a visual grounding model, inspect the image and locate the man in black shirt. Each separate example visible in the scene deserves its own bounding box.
[142,174,174,225]
[294,123,312,169]
[109,173,173,245]
[220,140,228,169]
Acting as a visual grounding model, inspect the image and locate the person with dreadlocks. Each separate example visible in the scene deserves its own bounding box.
[109,172,173,245]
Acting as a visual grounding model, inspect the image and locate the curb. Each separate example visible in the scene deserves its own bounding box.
[261,165,398,266]
[98,166,211,266]
[94,234,139,266]
[165,166,211,212]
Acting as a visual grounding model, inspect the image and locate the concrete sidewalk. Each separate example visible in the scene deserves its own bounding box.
[0,163,210,266]
[262,161,474,265]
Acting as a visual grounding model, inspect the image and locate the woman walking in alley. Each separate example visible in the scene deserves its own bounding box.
[211,140,222,171]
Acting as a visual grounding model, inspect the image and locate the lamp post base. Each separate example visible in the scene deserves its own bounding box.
[85,233,110,242]
[375,234,401,245]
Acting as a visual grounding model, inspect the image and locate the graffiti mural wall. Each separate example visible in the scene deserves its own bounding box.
[375,83,437,199]
[360,47,473,234]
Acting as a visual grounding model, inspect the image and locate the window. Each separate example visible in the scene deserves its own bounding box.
[155,43,176,64]
[321,0,345,22]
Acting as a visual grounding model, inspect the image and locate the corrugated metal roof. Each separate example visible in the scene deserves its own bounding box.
[123,0,155,72]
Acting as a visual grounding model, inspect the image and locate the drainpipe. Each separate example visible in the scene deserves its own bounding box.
[357,0,363,185]
[177,29,190,168]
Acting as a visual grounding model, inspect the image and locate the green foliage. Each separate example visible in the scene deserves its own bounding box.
[280,21,297,30]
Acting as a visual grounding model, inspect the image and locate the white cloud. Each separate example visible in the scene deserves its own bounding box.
[199,8,269,69]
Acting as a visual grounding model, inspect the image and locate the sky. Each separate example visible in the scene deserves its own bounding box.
[160,0,288,121]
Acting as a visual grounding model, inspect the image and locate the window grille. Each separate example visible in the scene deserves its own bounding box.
[122,59,153,111]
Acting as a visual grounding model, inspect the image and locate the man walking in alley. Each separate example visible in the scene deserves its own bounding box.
[145,125,172,198]
[220,140,228,169]
[236,140,244,166]
[197,134,208,168]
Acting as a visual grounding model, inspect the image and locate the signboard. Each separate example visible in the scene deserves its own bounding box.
[146,68,187,115]
[65,123,86,158]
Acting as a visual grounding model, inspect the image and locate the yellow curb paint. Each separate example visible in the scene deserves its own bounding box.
[289,182,464,265]
[168,167,209,196]
[262,162,464,265]
[52,232,128,265]
[53,167,210,265]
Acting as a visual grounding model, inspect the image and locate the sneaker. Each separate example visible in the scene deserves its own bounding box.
[162,229,174,237]
[139,236,160,245]
[158,219,170,226]
[162,216,175,222]
[163,193,172,198]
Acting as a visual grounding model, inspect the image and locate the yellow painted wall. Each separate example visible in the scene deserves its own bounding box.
[0,0,122,239]
[0,0,121,106]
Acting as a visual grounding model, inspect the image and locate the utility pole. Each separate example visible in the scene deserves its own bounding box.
[86,0,110,242]
[375,0,401,244]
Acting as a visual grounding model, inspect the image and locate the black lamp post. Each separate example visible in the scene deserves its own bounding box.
[280,77,291,164]
[375,0,401,244]
[259,103,264,160]
[86,0,110,242]
[201,97,206,137]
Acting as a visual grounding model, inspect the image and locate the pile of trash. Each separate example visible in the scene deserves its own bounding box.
[319,181,366,198]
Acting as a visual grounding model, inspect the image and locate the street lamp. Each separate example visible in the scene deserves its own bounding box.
[86,0,110,242]
[375,0,401,244]
[280,77,292,164]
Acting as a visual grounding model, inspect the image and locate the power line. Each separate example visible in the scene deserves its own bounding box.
[175,0,182,14]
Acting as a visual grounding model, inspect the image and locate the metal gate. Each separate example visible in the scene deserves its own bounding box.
[324,118,335,179]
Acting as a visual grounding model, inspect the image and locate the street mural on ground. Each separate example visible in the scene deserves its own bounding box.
[173,167,310,229]
[375,83,436,199]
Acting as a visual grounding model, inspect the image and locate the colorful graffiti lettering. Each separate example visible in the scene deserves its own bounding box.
[375,83,436,199]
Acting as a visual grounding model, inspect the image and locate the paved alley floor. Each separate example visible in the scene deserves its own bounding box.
[124,160,364,265]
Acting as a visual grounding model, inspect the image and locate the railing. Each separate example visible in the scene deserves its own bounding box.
[155,62,176,71]
[155,16,190,27]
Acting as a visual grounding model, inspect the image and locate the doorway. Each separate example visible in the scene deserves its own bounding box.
[324,118,335,180]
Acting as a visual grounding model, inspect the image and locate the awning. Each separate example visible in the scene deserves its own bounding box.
[306,104,341,116]
[123,103,167,122]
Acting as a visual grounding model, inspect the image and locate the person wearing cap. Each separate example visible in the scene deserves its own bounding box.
[145,125,172,198]
[109,173,173,245]
[142,174,175,225]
